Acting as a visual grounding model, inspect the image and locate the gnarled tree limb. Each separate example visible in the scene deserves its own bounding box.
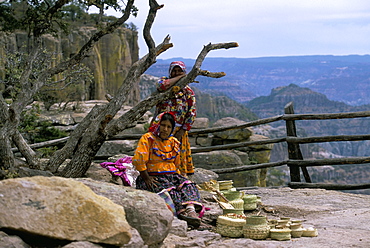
[198,70,226,78]
[144,0,163,52]
[105,41,239,138]
[11,130,39,169]
[175,42,239,90]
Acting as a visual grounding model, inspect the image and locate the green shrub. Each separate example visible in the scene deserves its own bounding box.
[36,146,58,158]
[19,104,68,158]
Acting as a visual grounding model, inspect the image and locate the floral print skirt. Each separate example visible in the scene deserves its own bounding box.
[136,173,202,214]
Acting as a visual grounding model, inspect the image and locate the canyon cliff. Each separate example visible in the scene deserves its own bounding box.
[0,26,139,104]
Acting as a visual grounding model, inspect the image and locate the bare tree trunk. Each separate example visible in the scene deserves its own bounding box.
[57,114,112,177]
[0,105,18,174]
[46,104,105,173]
[1,40,43,171]
[0,96,14,171]
[0,133,15,173]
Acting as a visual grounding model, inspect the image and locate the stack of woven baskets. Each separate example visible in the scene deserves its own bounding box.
[217,215,319,240]
[217,180,258,213]
[218,180,234,191]
[222,190,245,215]
[268,217,318,240]
[212,179,319,241]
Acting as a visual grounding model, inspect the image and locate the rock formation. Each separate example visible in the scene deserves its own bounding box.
[0,26,139,103]
[0,176,133,246]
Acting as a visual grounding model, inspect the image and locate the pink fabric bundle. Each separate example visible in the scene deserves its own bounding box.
[100,156,133,186]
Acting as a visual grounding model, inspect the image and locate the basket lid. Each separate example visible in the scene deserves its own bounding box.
[217,216,246,226]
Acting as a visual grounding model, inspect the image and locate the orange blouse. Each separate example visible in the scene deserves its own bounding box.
[132,132,181,174]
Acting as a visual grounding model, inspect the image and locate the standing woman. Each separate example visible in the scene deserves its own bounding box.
[154,61,196,177]
[132,112,203,228]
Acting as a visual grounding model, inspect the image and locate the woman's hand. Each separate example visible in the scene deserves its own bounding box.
[175,129,185,142]
[144,177,157,190]
[140,170,157,191]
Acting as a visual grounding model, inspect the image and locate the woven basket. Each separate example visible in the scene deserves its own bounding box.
[219,185,233,191]
[216,215,246,238]
[290,223,302,230]
[243,216,270,240]
[244,202,257,211]
[243,194,258,202]
[291,219,303,224]
[302,228,318,237]
[229,199,245,209]
[218,180,234,191]
[291,228,304,238]
[246,215,267,225]
[243,194,258,210]
[277,220,290,227]
[200,180,219,192]
[270,228,291,241]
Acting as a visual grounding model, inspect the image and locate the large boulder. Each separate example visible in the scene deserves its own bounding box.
[192,117,210,129]
[76,178,174,246]
[0,176,132,246]
[212,117,253,141]
[192,150,263,187]
[192,150,245,170]
[188,168,219,185]
[96,140,138,157]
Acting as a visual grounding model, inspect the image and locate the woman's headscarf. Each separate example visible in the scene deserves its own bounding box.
[169,61,186,77]
[149,112,176,137]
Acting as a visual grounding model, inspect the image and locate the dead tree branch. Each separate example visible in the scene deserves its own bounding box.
[106,41,239,137]
[198,69,226,78]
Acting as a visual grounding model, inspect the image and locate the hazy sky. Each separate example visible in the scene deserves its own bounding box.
[105,0,370,59]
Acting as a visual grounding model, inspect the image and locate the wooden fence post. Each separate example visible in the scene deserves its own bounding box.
[284,102,312,183]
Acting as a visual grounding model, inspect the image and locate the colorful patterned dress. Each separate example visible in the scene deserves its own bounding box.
[132,123,202,215]
[155,78,196,175]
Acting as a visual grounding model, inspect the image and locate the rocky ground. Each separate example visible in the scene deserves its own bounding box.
[162,187,370,248]
[87,161,370,248]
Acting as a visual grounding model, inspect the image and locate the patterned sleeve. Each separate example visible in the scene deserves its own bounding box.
[132,133,151,172]
[157,76,171,92]
[182,86,197,131]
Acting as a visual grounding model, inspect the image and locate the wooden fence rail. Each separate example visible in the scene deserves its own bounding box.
[196,102,370,190]
[210,156,370,174]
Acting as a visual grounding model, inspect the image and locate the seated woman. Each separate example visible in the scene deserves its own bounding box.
[132,112,203,228]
